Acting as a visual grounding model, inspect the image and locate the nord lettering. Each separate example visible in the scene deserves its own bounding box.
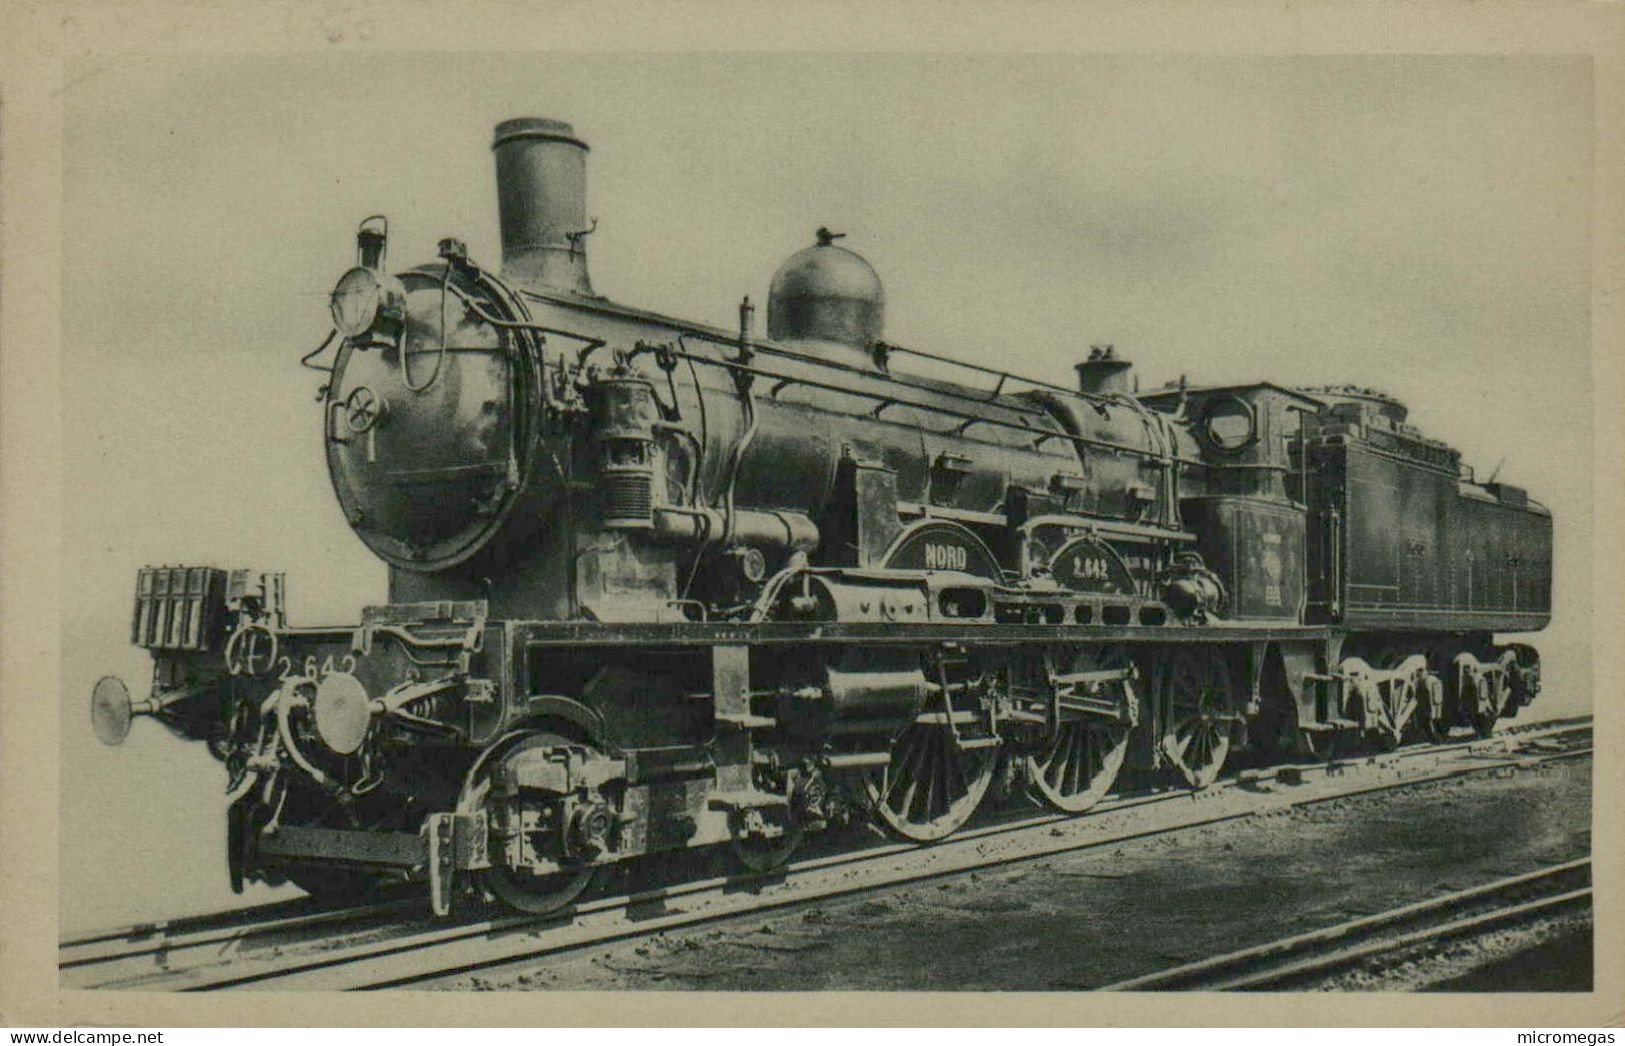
[923,543,969,571]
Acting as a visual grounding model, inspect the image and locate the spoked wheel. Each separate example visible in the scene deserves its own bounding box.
[866,720,997,842]
[1367,648,1432,750]
[1155,647,1238,790]
[459,732,595,916]
[1024,648,1133,814]
[1477,652,1523,739]
[1372,671,1409,752]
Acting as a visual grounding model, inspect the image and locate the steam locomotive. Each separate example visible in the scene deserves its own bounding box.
[91,116,1551,916]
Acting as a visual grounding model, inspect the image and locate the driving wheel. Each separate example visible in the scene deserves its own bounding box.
[1024,647,1133,814]
[1155,647,1238,790]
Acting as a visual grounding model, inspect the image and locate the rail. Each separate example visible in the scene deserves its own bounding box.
[58,893,417,979]
[1100,858,1592,991]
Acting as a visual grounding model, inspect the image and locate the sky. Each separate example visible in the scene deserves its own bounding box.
[60,52,1594,931]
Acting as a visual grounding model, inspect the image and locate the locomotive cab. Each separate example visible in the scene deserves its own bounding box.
[1142,382,1318,623]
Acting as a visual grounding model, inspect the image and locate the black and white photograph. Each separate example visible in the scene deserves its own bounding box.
[1,1,1621,1032]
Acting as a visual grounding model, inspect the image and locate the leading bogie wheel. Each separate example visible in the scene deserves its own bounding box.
[479,854,595,916]
[1155,647,1238,790]
[459,732,596,916]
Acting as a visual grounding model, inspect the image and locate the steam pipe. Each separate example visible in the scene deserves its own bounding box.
[652,506,818,553]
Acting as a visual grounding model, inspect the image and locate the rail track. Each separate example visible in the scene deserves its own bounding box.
[61,714,1592,992]
[58,892,419,987]
[1099,858,1592,990]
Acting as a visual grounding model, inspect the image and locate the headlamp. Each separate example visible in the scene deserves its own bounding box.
[331,266,383,337]
[331,215,405,343]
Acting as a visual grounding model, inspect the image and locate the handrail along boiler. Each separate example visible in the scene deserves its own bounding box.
[92,116,1552,914]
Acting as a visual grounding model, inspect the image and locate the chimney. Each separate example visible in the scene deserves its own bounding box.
[491,117,593,296]
[1076,344,1133,396]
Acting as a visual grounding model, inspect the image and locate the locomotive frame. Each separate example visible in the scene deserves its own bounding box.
[92,114,1551,918]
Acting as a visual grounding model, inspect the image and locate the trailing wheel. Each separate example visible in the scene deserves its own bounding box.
[1023,647,1133,814]
[1154,646,1238,790]
[458,732,595,915]
[1260,652,1339,761]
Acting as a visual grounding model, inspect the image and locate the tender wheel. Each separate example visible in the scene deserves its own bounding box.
[1368,647,1440,749]
[1155,647,1237,790]
[459,732,595,916]
[866,720,997,842]
[1024,648,1133,814]
[1370,656,1411,752]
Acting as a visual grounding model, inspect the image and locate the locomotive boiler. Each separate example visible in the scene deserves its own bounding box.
[92,116,1551,915]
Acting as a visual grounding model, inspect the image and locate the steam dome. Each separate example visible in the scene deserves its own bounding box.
[767,228,885,358]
